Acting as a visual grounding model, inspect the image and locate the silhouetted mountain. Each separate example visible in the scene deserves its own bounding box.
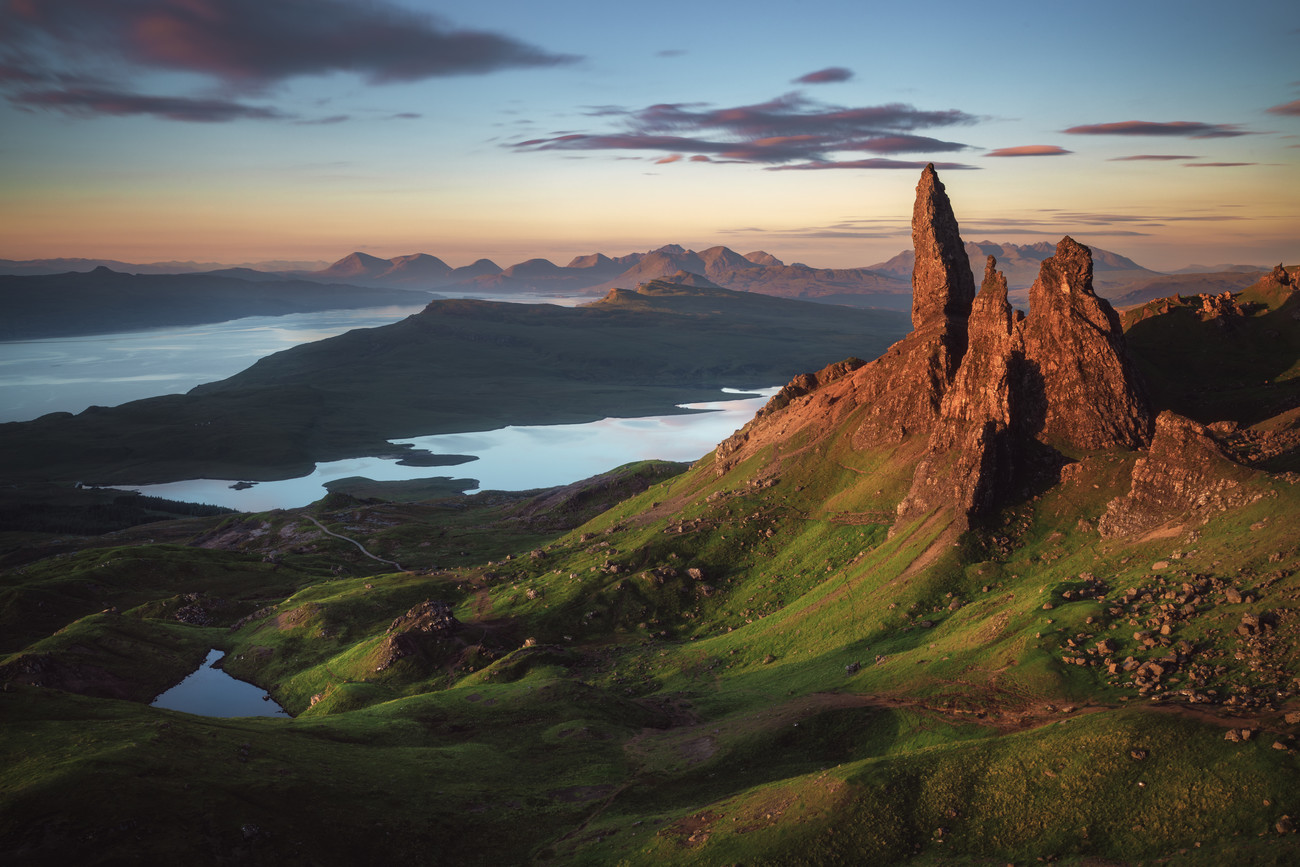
[0,268,432,340]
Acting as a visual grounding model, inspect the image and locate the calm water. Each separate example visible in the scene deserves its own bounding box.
[150,649,290,718]
[122,388,776,511]
[0,293,594,423]
[5,297,775,510]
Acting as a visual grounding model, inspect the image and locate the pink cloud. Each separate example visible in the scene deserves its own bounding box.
[511,93,978,168]
[1,0,578,120]
[793,67,853,84]
[986,145,1072,157]
[768,158,977,171]
[1266,99,1300,116]
[1063,120,1251,139]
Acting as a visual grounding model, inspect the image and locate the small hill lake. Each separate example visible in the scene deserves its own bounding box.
[151,649,290,718]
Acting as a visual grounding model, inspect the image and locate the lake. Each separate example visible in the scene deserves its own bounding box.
[0,293,595,423]
[120,387,776,511]
[150,649,290,718]
[4,297,777,510]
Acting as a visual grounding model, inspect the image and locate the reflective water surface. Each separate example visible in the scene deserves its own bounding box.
[150,649,290,718]
[122,388,776,510]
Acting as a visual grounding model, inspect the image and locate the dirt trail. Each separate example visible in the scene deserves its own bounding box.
[304,516,402,571]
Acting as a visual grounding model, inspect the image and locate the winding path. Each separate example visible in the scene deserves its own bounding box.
[304,516,403,571]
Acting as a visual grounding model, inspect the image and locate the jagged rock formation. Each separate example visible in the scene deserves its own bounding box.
[848,165,974,444]
[1098,411,1266,537]
[897,257,1018,522]
[716,164,1154,529]
[1020,236,1152,450]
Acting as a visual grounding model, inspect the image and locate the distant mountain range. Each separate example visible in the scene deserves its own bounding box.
[0,243,1271,338]
[0,257,328,276]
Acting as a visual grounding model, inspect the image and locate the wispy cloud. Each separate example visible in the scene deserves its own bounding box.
[1184,162,1257,167]
[1108,154,1196,161]
[986,145,1072,157]
[1063,120,1252,138]
[793,67,853,84]
[1266,99,1300,116]
[768,158,977,171]
[511,92,979,169]
[10,86,285,121]
[1,0,577,121]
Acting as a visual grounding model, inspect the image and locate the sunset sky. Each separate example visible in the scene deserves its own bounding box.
[1,0,1297,271]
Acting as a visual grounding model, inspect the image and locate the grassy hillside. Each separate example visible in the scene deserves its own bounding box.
[1,277,1298,864]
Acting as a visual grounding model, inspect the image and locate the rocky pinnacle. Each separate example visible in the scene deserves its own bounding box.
[911,163,976,330]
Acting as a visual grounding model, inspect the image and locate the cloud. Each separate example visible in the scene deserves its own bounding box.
[3,0,578,86]
[768,158,978,171]
[1266,99,1300,116]
[1108,154,1196,161]
[1063,120,1251,138]
[656,49,687,58]
[511,92,979,169]
[10,86,286,121]
[793,67,853,84]
[1,0,577,120]
[1184,162,1256,167]
[295,114,349,125]
[655,154,683,164]
[986,145,1072,157]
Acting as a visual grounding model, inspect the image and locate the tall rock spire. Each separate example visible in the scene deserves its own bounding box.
[897,257,1018,525]
[911,163,976,330]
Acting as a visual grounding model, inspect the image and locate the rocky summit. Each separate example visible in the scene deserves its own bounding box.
[722,164,1155,528]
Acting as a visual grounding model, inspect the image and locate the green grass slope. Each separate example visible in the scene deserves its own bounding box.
[2,284,1299,864]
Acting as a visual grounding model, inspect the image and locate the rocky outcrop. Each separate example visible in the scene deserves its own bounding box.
[1021,236,1152,450]
[375,599,461,671]
[1261,263,1293,292]
[850,164,973,445]
[897,257,1018,523]
[1098,411,1265,537]
[711,166,1155,529]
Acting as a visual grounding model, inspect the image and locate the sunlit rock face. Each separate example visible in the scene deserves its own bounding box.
[1021,235,1153,451]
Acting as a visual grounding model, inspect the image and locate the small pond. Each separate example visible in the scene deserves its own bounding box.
[150,649,290,718]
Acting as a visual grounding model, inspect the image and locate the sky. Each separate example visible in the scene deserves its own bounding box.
[1,0,1297,272]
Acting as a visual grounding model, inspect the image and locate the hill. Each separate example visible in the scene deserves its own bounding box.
[0,281,910,485]
[0,168,1297,865]
[0,267,433,340]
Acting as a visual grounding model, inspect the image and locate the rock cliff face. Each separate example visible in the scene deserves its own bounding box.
[715,163,1155,529]
[897,257,1019,523]
[848,164,973,445]
[910,164,976,329]
[1098,412,1265,538]
[1021,236,1152,450]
